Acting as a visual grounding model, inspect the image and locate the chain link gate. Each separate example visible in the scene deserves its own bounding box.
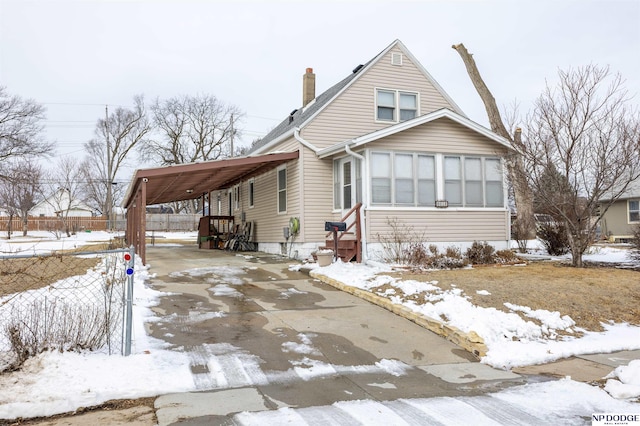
[0,247,136,372]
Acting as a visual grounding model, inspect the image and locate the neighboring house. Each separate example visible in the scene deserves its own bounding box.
[599,180,640,242]
[30,188,94,218]
[212,39,513,260]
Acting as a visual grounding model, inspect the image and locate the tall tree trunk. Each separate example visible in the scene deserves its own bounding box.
[7,213,12,240]
[452,43,536,241]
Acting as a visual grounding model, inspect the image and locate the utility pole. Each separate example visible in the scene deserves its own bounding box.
[105,105,113,231]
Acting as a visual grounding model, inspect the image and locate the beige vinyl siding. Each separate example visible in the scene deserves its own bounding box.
[258,136,342,244]
[367,209,509,242]
[241,159,301,242]
[601,200,637,238]
[302,46,455,149]
[366,118,508,156]
[300,150,342,242]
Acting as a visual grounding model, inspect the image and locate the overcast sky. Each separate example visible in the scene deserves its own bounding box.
[1,0,639,181]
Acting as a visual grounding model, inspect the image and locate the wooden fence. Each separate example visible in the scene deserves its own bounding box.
[0,214,200,234]
[0,216,108,233]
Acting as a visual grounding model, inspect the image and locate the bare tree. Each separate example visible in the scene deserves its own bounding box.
[144,94,243,165]
[523,65,640,267]
[141,94,242,213]
[452,44,536,245]
[0,159,43,238]
[41,156,89,238]
[0,87,53,178]
[84,96,150,227]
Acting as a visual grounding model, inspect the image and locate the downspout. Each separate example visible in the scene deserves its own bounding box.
[345,144,368,263]
[293,128,318,259]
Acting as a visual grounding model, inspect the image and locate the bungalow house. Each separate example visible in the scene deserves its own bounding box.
[30,188,94,218]
[124,40,513,263]
[599,180,640,242]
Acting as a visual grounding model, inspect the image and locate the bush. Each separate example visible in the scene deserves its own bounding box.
[377,217,426,264]
[465,241,496,264]
[537,221,570,256]
[405,243,467,269]
[495,249,519,264]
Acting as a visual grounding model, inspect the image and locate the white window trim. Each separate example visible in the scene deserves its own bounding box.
[368,150,505,209]
[233,184,241,211]
[277,165,287,214]
[629,199,640,223]
[374,88,419,124]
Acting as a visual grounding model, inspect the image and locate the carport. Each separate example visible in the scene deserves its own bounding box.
[122,151,299,264]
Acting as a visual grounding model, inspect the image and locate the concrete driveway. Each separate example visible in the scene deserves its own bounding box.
[142,245,523,425]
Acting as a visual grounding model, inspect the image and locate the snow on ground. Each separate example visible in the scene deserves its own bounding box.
[311,244,640,394]
[0,232,638,420]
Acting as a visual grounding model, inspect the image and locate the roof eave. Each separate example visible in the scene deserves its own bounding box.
[318,109,514,159]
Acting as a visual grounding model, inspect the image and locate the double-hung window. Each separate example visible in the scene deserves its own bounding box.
[464,158,483,207]
[630,200,640,222]
[376,90,395,121]
[394,154,414,204]
[277,166,287,213]
[417,155,436,206]
[444,156,463,206]
[371,153,391,204]
[399,93,417,121]
[376,89,418,122]
[485,159,504,207]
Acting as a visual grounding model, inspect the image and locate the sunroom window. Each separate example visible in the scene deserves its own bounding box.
[417,155,436,206]
[371,152,503,208]
[444,156,462,206]
[394,154,414,204]
[485,158,504,207]
[371,152,391,203]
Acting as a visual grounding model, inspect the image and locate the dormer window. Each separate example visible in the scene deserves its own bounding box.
[376,89,418,122]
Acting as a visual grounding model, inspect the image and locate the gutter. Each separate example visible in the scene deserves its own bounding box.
[345,143,368,263]
[294,128,319,154]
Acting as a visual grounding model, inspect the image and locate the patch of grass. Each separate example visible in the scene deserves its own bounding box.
[0,256,100,296]
[388,261,640,332]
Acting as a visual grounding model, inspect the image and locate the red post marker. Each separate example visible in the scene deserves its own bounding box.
[124,253,132,262]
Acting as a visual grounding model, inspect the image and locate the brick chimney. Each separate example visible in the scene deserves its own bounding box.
[302,68,316,107]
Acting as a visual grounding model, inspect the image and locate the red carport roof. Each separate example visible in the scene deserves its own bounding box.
[123,151,299,208]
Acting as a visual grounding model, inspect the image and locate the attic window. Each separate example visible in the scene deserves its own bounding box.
[391,52,403,66]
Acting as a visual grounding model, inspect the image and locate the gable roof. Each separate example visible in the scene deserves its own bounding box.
[317,108,514,158]
[30,188,94,214]
[250,40,465,155]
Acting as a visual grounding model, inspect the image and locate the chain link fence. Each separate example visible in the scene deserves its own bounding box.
[0,248,135,372]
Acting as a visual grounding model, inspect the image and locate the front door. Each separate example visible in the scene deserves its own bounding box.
[336,157,361,223]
